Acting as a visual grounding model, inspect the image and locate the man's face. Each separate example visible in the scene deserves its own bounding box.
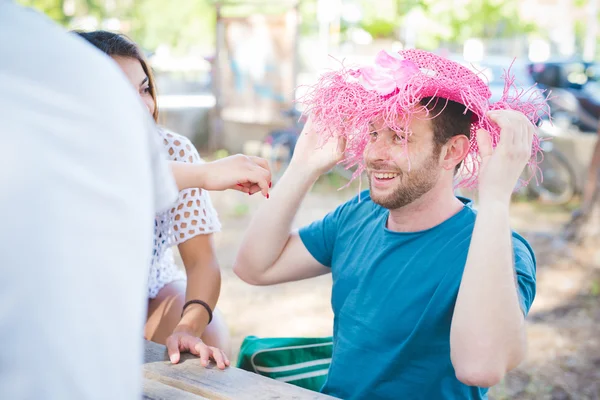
[364,111,441,210]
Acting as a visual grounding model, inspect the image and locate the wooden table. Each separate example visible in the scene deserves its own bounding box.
[143,339,339,399]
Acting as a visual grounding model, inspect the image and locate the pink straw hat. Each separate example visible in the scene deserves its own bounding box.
[297,48,551,189]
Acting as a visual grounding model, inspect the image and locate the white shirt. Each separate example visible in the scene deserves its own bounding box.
[149,128,221,299]
[0,3,177,399]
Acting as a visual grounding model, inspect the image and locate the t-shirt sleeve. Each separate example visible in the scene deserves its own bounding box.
[298,212,338,267]
[298,199,354,267]
[512,233,537,316]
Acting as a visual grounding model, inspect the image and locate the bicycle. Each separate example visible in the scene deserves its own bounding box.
[520,117,577,206]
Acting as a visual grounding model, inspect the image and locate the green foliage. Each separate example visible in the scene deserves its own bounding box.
[395,0,429,14]
[19,0,546,53]
[591,279,600,297]
[298,0,318,37]
[18,0,108,25]
[354,0,398,38]
[360,19,396,39]
[18,0,216,53]
[231,203,250,218]
[392,0,541,48]
[126,0,215,54]
[446,0,537,41]
[213,149,230,160]
[346,0,541,44]
[18,0,65,24]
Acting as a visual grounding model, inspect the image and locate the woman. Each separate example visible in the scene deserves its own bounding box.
[74,30,266,369]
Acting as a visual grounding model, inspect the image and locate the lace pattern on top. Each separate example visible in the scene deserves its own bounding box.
[148,128,221,298]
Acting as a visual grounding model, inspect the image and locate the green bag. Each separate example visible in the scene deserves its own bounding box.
[236,335,333,392]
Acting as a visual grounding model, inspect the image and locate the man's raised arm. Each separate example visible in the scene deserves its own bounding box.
[450,111,537,387]
[233,118,345,285]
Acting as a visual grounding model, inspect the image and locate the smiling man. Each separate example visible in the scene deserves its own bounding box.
[233,49,548,400]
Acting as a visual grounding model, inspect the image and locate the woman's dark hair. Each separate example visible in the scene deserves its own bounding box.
[73,30,159,122]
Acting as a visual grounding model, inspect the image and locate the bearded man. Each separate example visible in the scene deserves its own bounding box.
[233,49,548,400]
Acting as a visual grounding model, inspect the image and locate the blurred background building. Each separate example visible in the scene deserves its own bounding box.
[19,0,600,200]
[18,0,599,144]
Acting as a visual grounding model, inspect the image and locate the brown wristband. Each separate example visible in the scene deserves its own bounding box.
[181,299,213,324]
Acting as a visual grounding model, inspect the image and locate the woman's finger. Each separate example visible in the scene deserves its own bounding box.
[247,184,262,195]
[234,183,250,193]
[248,168,271,198]
[166,335,181,364]
[223,350,230,367]
[247,156,271,173]
[195,342,211,367]
[185,337,203,357]
[210,347,226,370]
[254,164,272,189]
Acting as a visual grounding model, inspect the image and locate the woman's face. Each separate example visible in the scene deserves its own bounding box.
[112,56,155,116]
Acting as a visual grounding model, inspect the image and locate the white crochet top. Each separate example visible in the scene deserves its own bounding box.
[149,128,221,298]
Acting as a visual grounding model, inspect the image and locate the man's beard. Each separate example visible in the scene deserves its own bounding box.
[368,152,441,210]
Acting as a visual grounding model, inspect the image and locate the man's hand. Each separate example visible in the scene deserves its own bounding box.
[289,115,346,178]
[202,154,271,197]
[166,331,230,370]
[476,110,535,206]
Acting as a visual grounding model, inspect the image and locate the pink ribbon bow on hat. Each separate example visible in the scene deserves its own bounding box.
[352,50,420,96]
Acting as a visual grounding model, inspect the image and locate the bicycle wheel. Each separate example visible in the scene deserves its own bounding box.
[526,146,577,206]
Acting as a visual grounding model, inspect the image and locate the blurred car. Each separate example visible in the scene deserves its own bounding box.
[527,60,600,132]
[527,59,599,90]
[478,56,542,103]
[445,54,544,104]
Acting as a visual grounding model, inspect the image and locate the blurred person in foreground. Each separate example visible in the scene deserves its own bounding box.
[0,3,269,399]
[0,2,176,399]
[234,49,550,399]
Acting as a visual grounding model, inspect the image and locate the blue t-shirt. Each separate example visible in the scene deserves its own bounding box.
[298,191,536,400]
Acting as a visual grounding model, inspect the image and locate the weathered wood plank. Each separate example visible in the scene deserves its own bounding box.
[143,378,209,400]
[144,339,339,400]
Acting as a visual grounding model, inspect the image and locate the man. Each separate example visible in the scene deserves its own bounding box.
[234,49,543,399]
[0,3,178,399]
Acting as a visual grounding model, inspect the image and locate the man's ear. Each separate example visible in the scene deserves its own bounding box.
[440,135,470,171]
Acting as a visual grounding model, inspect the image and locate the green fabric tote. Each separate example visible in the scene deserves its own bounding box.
[236,335,333,392]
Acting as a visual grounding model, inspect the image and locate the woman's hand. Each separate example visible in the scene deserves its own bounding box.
[166,330,230,370]
[169,154,271,198]
[202,154,272,197]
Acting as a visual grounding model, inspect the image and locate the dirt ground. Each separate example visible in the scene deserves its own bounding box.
[187,178,600,400]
